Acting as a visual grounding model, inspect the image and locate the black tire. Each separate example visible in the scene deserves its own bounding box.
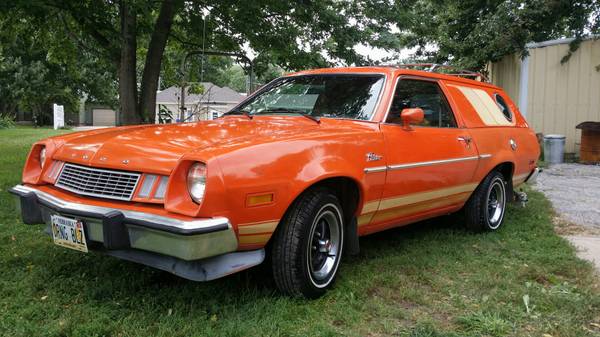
[464,171,508,231]
[271,187,344,298]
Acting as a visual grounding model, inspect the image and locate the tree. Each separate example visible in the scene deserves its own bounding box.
[0,8,116,124]
[62,0,181,124]
[380,0,600,70]
[8,0,592,126]
[4,0,388,125]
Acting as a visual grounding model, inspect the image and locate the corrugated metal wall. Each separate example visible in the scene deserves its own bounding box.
[488,53,521,105]
[489,38,600,154]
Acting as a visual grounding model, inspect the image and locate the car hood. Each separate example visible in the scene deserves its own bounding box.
[51,117,375,175]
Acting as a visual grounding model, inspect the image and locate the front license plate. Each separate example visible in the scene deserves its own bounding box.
[51,215,88,253]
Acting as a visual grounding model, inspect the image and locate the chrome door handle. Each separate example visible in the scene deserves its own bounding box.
[457,136,472,144]
[457,136,472,148]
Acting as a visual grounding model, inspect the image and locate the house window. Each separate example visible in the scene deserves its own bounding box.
[387,79,457,128]
[212,112,219,120]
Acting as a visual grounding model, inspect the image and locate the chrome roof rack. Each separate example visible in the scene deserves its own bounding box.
[390,63,489,82]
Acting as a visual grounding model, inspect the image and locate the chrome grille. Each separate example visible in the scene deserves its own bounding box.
[55,163,141,201]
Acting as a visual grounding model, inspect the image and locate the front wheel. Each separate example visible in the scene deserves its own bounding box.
[464,171,507,231]
[271,188,344,298]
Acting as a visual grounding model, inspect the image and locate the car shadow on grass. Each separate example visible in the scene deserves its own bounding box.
[40,212,471,305]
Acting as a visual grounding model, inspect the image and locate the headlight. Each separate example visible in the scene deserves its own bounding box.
[187,162,206,204]
[39,147,46,168]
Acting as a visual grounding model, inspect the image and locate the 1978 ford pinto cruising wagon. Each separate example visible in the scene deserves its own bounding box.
[10,65,540,298]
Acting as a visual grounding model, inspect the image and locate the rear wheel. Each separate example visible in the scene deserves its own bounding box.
[271,188,344,298]
[464,171,507,231]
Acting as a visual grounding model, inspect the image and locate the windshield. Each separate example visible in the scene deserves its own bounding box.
[230,74,385,121]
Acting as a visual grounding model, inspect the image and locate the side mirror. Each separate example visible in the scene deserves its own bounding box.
[400,108,424,130]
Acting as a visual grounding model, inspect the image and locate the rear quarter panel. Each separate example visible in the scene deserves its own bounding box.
[441,79,540,185]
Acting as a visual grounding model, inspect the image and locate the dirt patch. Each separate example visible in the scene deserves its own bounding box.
[552,216,600,236]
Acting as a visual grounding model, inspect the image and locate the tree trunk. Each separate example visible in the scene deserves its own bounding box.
[138,0,180,123]
[118,0,139,125]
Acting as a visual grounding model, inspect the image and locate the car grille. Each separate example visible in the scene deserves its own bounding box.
[55,163,141,201]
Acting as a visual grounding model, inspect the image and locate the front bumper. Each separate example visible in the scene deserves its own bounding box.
[9,184,264,281]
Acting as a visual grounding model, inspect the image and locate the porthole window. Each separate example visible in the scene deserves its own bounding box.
[494,94,512,121]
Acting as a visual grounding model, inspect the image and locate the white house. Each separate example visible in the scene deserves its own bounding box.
[155,83,244,124]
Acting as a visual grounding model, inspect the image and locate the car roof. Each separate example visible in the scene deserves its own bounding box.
[287,66,502,90]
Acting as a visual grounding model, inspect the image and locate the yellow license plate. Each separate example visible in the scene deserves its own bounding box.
[51,215,88,253]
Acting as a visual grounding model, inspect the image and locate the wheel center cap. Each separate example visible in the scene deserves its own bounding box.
[318,239,331,253]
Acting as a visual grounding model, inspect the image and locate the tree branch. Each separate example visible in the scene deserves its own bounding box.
[44,1,120,61]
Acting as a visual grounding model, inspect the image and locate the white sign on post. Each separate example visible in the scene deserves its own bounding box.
[53,104,64,130]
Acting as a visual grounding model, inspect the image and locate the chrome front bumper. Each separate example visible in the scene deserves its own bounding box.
[9,184,264,281]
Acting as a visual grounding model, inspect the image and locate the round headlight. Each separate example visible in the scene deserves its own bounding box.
[39,147,46,168]
[187,162,206,204]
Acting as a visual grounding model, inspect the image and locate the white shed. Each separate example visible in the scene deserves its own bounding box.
[488,36,600,155]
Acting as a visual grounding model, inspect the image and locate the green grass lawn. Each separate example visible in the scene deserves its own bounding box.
[1,127,599,337]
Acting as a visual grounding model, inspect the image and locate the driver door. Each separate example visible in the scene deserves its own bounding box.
[370,77,480,228]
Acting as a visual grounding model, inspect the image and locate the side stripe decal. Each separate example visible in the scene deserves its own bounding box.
[236,220,279,246]
[377,183,478,211]
[359,182,479,226]
[237,220,279,235]
[364,154,492,173]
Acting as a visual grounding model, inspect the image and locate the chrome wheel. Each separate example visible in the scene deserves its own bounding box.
[306,203,343,288]
[486,178,506,229]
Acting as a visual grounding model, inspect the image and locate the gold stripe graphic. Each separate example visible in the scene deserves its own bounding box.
[238,233,272,245]
[448,84,513,126]
[237,220,279,235]
[361,200,380,214]
[377,183,478,211]
[357,212,375,226]
[371,192,471,224]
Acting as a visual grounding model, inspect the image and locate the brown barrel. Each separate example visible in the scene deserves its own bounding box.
[580,129,600,163]
[577,122,600,164]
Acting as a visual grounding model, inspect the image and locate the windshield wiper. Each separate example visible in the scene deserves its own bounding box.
[257,108,321,124]
[223,109,253,120]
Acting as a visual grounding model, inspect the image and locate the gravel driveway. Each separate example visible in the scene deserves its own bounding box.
[533,163,600,271]
[533,163,600,228]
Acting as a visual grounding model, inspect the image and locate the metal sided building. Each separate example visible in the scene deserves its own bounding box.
[488,37,600,156]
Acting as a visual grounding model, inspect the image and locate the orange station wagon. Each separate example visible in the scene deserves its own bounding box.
[10,65,540,298]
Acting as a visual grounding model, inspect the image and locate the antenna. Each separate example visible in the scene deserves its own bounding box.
[200,12,208,83]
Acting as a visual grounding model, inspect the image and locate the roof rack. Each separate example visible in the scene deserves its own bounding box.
[390,63,489,82]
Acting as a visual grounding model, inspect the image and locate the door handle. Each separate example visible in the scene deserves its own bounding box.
[457,136,472,143]
[457,136,472,147]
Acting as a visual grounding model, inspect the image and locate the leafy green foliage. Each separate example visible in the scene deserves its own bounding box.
[380,0,600,70]
[3,0,387,124]
[0,113,15,129]
[2,0,599,124]
[187,83,205,95]
[0,7,117,124]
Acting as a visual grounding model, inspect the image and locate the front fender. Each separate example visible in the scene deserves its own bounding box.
[209,131,385,248]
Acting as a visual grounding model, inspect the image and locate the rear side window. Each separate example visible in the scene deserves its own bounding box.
[494,94,512,121]
[386,79,457,128]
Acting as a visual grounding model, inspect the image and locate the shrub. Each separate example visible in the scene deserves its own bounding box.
[0,114,15,129]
